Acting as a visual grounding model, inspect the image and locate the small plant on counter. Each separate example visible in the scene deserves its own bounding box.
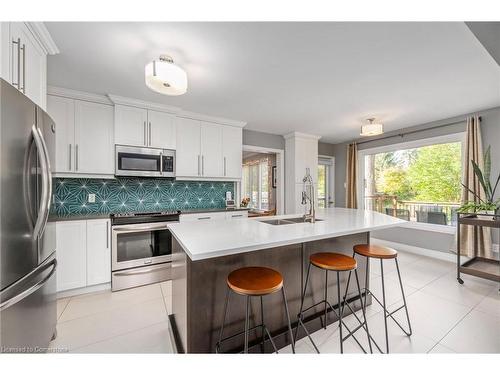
[240,197,250,207]
[459,145,500,218]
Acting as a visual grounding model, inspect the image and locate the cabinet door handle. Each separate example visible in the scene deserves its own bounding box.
[149,122,152,146]
[143,121,147,145]
[197,155,200,176]
[106,222,109,249]
[202,155,204,176]
[12,38,21,89]
[68,144,72,170]
[75,144,79,171]
[21,43,25,93]
[224,157,227,176]
[197,216,211,220]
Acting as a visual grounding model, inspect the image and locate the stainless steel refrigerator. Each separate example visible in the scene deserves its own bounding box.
[0,78,57,353]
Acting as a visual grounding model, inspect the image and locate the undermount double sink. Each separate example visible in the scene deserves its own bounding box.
[260,217,323,225]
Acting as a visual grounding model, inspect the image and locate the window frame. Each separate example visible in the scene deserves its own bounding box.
[357,132,466,234]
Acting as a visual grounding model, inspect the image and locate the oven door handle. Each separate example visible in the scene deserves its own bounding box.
[112,222,170,233]
[113,263,171,276]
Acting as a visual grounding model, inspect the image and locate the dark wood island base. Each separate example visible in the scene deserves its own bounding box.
[170,232,371,353]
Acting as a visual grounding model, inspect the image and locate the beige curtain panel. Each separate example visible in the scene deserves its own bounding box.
[459,115,492,257]
[346,142,358,209]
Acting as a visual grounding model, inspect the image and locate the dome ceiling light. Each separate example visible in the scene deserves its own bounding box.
[360,118,384,137]
[145,55,188,96]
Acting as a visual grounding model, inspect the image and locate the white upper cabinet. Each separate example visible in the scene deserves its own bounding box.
[222,126,242,179]
[148,109,176,150]
[86,219,111,286]
[114,105,148,147]
[176,117,201,177]
[200,122,223,177]
[74,101,114,174]
[114,105,176,149]
[176,117,242,180]
[48,95,75,173]
[1,22,57,110]
[47,94,114,175]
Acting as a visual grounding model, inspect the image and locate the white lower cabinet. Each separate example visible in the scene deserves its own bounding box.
[56,218,111,292]
[56,220,87,291]
[179,211,247,222]
[86,219,111,285]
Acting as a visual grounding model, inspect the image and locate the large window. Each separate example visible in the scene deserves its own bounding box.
[361,136,463,227]
[242,158,270,210]
[317,156,334,208]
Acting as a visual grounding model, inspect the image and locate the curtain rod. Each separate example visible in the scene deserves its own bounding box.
[351,116,480,146]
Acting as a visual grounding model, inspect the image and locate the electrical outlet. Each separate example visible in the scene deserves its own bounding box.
[88,193,96,203]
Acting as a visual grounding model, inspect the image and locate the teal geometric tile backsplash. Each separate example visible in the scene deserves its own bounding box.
[52,177,235,217]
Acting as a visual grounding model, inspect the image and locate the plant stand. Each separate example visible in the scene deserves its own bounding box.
[456,213,500,286]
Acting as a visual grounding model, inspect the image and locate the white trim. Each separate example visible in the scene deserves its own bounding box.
[178,111,246,128]
[283,132,322,141]
[242,144,285,215]
[25,22,59,55]
[370,238,469,264]
[48,86,113,105]
[107,94,247,127]
[53,173,115,179]
[107,94,180,114]
[398,220,457,234]
[175,176,240,182]
[57,283,111,298]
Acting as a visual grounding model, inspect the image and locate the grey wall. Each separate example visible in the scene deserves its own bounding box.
[243,129,285,150]
[328,106,500,250]
[318,141,335,156]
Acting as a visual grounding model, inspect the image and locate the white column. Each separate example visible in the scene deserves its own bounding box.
[284,132,321,214]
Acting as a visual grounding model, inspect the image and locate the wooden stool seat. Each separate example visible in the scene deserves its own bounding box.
[310,252,357,271]
[227,266,283,296]
[353,244,398,259]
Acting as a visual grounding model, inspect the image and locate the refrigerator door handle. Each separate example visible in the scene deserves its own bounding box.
[37,126,52,238]
[0,257,57,312]
[31,125,51,240]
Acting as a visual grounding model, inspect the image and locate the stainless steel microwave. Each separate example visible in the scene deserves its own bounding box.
[115,145,175,177]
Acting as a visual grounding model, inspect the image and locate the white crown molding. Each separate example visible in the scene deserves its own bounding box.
[107,94,181,114]
[283,131,322,140]
[25,22,59,55]
[48,86,112,105]
[178,111,246,128]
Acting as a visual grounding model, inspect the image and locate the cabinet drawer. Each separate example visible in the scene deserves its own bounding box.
[226,211,248,220]
[179,212,228,222]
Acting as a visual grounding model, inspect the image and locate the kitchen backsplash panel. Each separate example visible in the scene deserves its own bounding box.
[52,178,235,217]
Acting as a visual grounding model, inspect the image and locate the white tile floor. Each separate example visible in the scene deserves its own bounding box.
[49,249,499,354]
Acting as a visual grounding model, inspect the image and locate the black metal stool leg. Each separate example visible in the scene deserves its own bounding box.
[260,296,265,352]
[294,262,311,343]
[244,296,250,353]
[281,287,295,354]
[380,259,389,354]
[336,272,343,354]
[395,258,412,336]
[354,269,373,353]
[324,269,328,329]
[216,287,231,353]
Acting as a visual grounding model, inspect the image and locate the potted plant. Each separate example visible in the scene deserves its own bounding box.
[458,146,500,220]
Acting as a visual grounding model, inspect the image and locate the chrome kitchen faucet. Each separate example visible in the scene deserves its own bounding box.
[302,168,316,223]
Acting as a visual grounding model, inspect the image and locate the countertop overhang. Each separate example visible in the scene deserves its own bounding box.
[168,207,404,261]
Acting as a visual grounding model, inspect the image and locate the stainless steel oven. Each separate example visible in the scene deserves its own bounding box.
[111,211,180,291]
[115,145,175,178]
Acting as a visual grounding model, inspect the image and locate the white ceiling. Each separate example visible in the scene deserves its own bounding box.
[46,22,500,144]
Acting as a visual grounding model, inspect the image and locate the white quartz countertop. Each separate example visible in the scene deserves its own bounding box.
[168,208,404,261]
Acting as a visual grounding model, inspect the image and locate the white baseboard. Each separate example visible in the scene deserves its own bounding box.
[371,238,469,264]
[57,283,111,299]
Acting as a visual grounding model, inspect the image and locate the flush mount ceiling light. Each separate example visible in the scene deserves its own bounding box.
[360,118,384,137]
[145,55,188,96]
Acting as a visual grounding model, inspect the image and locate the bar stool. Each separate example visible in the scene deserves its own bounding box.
[215,266,295,354]
[294,252,373,354]
[353,244,412,354]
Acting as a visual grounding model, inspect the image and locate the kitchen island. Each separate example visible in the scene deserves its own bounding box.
[168,208,403,353]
